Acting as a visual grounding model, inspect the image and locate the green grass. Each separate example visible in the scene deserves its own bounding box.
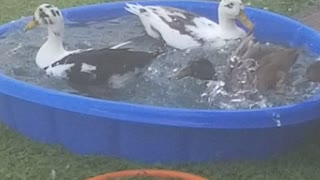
[0,0,315,24]
[0,0,120,24]
[1,0,320,179]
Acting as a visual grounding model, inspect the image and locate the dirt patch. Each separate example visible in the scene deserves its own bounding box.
[295,3,320,31]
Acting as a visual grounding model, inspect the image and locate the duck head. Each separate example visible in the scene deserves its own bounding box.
[305,61,320,82]
[219,0,254,32]
[24,4,67,69]
[172,58,216,80]
[293,61,320,85]
[25,4,64,34]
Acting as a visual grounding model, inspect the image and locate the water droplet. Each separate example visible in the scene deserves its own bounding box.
[272,113,282,127]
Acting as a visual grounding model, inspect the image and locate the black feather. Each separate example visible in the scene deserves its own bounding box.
[49,48,160,85]
[155,6,202,42]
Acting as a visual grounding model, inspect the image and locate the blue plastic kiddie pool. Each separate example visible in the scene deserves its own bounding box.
[0,0,320,163]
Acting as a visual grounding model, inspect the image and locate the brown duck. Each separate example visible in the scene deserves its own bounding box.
[255,49,300,91]
[305,61,320,82]
[229,33,300,92]
[171,33,301,93]
[293,61,320,84]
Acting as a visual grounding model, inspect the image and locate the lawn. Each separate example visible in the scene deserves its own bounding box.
[1,0,320,180]
[0,0,316,24]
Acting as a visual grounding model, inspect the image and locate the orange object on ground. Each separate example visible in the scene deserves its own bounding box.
[86,169,209,180]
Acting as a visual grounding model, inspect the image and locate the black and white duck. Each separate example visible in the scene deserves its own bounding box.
[125,0,254,50]
[24,4,161,88]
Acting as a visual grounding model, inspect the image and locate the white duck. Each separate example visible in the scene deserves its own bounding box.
[24,4,160,87]
[125,0,254,50]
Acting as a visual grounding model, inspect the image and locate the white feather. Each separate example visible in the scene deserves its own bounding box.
[125,1,249,50]
[46,64,75,78]
[81,63,96,73]
[109,41,132,49]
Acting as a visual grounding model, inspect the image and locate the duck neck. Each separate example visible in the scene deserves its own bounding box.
[47,28,64,49]
[36,24,67,69]
[218,10,237,32]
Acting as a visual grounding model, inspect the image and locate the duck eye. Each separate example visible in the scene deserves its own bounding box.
[39,10,49,19]
[225,2,234,8]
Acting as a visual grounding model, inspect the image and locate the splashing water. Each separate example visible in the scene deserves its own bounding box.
[0,15,319,110]
[202,41,320,109]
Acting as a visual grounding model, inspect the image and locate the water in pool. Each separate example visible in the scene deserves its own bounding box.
[0,15,319,109]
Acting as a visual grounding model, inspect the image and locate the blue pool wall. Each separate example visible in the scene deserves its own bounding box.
[0,0,320,163]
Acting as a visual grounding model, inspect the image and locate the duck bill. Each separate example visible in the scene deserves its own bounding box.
[237,10,254,31]
[172,66,192,80]
[24,19,39,32]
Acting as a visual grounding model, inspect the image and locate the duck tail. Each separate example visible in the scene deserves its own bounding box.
[125,3,145,16]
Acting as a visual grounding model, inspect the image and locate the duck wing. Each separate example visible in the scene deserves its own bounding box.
[46,48,159,85]
[125,4,219,49]
[258,49,299,71]
[157,6,220,41]
[256,49,300,91]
